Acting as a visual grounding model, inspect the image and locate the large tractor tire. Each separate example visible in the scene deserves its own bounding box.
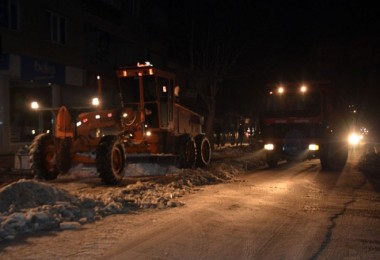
[178,136,196,169]
[57,137,72,174]
[195,134,211,167]
[320,142,348,171]
[96,135,125,185]
[29,133,59,180]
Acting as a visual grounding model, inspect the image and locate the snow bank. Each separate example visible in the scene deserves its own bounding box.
[0,147,261,242]
[0,146,264,241]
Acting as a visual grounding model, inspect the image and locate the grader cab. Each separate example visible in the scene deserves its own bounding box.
[29,62,211,184]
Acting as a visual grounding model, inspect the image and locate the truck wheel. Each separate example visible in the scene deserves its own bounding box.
[57,137,72,174]
[220,133,226,147]
[29,133,59,180]
[178,137,196,169]
[320,142,348,171]
[96,135,125,185]
[195,135,211,167]
[230,134,236,145]
[266,153,278,168]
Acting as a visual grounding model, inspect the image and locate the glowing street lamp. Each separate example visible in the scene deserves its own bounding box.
[30,101,43,133]
[92,97,100,106]
[31,101,39,110]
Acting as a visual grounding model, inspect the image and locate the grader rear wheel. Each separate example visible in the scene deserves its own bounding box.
[178,136,196,169]
[195,135,211,167]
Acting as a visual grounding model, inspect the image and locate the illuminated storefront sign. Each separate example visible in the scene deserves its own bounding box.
[21,56,65,84]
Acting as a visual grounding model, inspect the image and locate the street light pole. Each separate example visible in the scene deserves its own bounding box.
[97,75,102,110]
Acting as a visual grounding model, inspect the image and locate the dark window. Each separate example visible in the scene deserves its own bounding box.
[59,16,66,43]
[119,75,158,104]
[157,77,171,126]
[143,76,157,102]
[266,92,322,117]
[46,11,67,44]
[145,103,159,128]
[0,0,19,30]
[126,0,138,17]
[119,77,140,104]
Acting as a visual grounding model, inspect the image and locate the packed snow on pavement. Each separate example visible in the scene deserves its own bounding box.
[0,146,266,242]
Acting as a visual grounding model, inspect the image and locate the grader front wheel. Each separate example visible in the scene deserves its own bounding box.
[29,133,59,180]
[57,137,72,174]
[96,135,125,184]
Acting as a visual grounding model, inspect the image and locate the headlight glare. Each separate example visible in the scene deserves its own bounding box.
[308,144,319,151]
[348,133,361,145]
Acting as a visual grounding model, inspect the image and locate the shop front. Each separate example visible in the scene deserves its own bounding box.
[0,54,84,155]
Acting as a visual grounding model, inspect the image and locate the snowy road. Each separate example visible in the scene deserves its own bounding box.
[2,149,380,259]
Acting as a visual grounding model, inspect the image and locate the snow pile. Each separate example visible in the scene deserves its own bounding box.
[0,148,257,242]
[124,163,180,176]
[0,180,96,241]
[213,145,251,157]
[67,163,181,178]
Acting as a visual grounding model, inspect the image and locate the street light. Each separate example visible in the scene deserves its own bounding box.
[97,75,102,109]
[30,101,45,134]
[31,101,40,110]
[92,97,100,106]
[30,101,58,134]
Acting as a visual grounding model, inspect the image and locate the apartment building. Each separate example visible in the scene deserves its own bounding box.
[0,0,170,154]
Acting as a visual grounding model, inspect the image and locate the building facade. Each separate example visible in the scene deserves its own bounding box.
[0,0,170,154]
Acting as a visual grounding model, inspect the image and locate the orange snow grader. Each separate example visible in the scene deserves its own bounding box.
[29,62,211,184]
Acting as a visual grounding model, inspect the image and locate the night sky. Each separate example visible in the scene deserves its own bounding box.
[166,1,380,128]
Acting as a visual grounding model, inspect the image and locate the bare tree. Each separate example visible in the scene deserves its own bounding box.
[179,1,252,141]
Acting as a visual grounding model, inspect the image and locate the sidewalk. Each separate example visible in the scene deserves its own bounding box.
[0,154,33,186]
